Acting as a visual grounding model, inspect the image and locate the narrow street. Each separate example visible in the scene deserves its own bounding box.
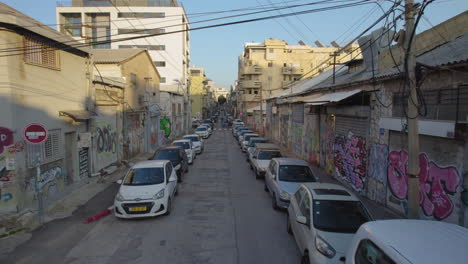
[0,124,300,264]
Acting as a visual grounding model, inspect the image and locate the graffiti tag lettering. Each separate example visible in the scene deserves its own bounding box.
[369,144,389,184]
[0,127,14,154]
[333,134,367,192]
[96,125,116,154]
[7,141,25,154]
[387,151,461,220]
[38,167,62,190]
[1,192,13,202]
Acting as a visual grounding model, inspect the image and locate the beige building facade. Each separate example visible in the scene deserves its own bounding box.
[237,39,361,115]
[189,68,206,120]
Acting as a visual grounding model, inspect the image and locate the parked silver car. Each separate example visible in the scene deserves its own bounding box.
[241,133,259,152]
[264,158,318,210]
[183,134,204,154]
[248,144,282,178]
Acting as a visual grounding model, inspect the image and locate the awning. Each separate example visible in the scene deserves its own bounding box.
[59,110,95,122]
[304,89,362,106]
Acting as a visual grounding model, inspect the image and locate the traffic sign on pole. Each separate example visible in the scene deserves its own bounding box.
[24,123,48,144]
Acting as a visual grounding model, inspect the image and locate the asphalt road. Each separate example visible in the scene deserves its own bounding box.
[0,125,301,264]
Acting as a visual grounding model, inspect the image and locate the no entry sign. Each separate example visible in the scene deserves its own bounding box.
[24,123,48,144]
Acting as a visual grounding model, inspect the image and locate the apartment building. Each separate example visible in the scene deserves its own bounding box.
[189,68,206,120]
[237,38,361,113]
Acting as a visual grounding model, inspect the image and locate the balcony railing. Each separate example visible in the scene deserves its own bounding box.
[57,0,178,7]
[282,67,304,75]
[241,80,262,88]
[242,94,261,102]
[241,65,262,75]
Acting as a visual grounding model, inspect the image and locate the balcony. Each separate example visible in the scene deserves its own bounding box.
[282,66,304,75]
[241,80,262,88]
[57,0,178,7]
[241,65,262,75]
[242,94,261,102]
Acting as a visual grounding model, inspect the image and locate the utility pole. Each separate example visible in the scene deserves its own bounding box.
[405,0,420,219]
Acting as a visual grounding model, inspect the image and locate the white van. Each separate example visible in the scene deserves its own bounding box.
[345,220,468,264]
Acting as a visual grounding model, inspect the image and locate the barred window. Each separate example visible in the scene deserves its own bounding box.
[24,36,60,70]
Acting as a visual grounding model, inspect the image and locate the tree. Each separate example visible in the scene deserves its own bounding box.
[218,95,226,105]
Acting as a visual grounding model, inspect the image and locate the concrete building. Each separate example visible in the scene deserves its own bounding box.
[56,0,190,133]
[0,3,92,215]
[237,39,361,116]
[265,12,468,227]
[213,87,229,102]
[92,49,161,159]
[189,67,206,120]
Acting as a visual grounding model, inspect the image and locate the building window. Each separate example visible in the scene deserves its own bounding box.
[61,13,82,37]
[178,104,181,113]
[154,61,166,67]
[118,28,165,35]
[23,36,60,70]
[269,48,274,53]
[119,45,165,50]
[268,76,273,81]
[172,103,176,114]
[87,13,111,49]
[160,77,166,83]
[118,12,165,18]
[190,69,201,76]
[268,62,273,67]
[249,89,252,95]
[254,90,258,95]
[130,73,137,88]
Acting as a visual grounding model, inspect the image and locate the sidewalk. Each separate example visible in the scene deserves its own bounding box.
[0,152,152,255]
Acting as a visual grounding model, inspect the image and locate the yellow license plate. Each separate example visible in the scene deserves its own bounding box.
[129,206,147,212]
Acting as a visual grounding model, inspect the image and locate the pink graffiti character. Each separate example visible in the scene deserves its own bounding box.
[0,127,14,154]
[387,151,408,200]
[419,154,460,220]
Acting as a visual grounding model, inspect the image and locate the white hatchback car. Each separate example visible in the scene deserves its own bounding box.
[172,139,195,164]
[114,160,178,218]
[183,134,204,154]
[287,183,372,264]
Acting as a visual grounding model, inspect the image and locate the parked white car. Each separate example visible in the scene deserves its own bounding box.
[249,145,282,178]
[241,133,259,152]
[183,134,204,154]
[172,139,195,164]
[345,219,468,264]
[195,126,209,139]
[199,124,212,135]
[287,183,372,264]
[114,160,178,218]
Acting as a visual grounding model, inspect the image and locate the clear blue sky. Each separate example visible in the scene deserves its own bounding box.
[2,0,467,88]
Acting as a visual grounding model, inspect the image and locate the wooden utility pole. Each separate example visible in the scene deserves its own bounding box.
[405,0,420,219]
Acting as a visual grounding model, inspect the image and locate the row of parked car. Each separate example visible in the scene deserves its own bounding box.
[232,122,468,264]
[113,124,211,219]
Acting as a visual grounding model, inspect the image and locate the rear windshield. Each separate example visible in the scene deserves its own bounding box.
[155,149,179,161]
[244,135,258,142]
[249,139,267,147]
[258,151,282,160]
[184,136,199,142]
[174,142,190,149]
[123,167,164,186]
[278,165,316,182]
[196,127,207,132]
[313,200,371,233]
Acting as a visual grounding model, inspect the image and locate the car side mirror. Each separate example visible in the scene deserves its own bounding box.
[296,215,307,225]
[116,179,123,185]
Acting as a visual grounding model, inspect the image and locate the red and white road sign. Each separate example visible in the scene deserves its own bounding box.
[23,123,48,144]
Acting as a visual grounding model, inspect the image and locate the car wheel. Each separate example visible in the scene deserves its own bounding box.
[164,198,172,216]
[264,183,268,192]
[287,213,292,235]
[301,252,310,264]
[272,194,279,210]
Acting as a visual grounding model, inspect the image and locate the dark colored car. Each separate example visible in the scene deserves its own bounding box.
[150,146,188,182]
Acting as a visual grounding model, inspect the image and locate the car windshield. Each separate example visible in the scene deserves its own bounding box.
[196,127,207,132]
[313,200,371,233]
[258,151,282,160]
[123,167,164,186]
[244,135,258,142]
[249,139,267,147]
[174,142,190,149]
[155,149,179,161]
[278,165,316,182]
[184,136,199,142]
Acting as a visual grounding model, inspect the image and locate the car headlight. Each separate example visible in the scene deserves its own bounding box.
[115,192,124,202]
[279,190,290,200]
[175,164,181,170]
[153,189,165,200]
[315,235,336,258]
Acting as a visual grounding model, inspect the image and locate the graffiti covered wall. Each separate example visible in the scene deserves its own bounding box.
[320,115,335,174]
[387,132,464,223]
[95,123,117,171]
[0,127,19,213]
[303,114,319,165]
[367,144,389,204]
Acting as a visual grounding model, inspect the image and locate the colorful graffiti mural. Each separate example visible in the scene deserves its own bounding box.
[333,133,367,192]
[303,121,319,164]
[160,118,171,138]
[322,117,335,174]
[291,123,303,157]
[7,141,25,154]
[387,151,461,220]
[0,127,14,154]
[37,167,62,191]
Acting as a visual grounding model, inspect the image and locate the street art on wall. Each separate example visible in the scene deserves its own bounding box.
[303,121,319,165]
[7,141,25,154]
[369,144,389,184]
[96,124,116,154]
[321,116,335,175]
[37,167,62,191]
[160,118,171,138]
[333,133,367,192]
[280,115,289,149]
[387,151,461,220]
[0,127,14,154]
